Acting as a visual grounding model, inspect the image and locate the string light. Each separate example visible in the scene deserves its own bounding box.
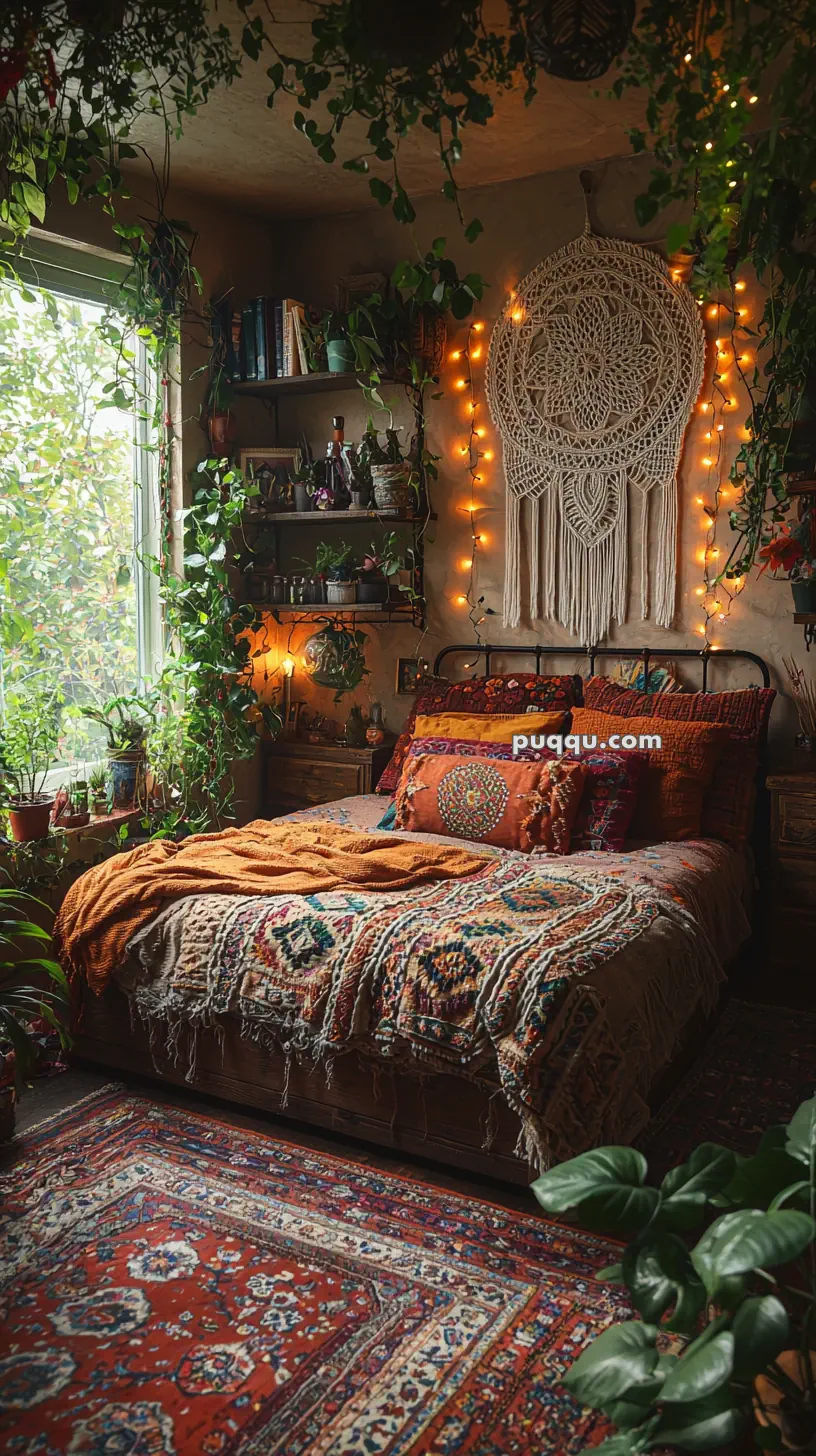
[455,377,466,390]
[684,50,692,61]
[705,141,713,151]
[450,320,492,649]
[749,94,758,104]
[734,280,746,292]
[472,321,485,333]
[450,350,461,361]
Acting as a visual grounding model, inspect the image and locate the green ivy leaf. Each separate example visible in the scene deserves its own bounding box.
[464,218,483,243]
[369,177,392,207]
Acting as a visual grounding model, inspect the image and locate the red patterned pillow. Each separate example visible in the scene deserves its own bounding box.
[406,737,646,853]
[570,750,648,853]
[583,677,775,846]
[378,673,583,795]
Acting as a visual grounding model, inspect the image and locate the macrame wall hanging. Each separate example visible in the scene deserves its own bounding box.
[486,222,705,643]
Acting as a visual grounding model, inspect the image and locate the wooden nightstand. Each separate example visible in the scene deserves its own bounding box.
[766,759,816,966]
[263,740,392,818]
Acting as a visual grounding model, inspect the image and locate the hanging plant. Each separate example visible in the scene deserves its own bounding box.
[612,0,816,580]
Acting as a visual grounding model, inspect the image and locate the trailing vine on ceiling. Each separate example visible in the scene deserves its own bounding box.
[614,0,816,579]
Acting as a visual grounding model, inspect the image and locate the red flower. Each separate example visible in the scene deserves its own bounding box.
[0,49,28,103]
[758,530,805,576]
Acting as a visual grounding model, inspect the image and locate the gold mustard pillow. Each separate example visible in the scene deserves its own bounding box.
[413,710,566,743]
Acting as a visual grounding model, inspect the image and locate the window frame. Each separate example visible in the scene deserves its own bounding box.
[3,229,163,786]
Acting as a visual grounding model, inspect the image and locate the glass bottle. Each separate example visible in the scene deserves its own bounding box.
[326,414,350,510]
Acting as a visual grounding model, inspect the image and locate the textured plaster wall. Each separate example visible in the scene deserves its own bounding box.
[240,152,804,754]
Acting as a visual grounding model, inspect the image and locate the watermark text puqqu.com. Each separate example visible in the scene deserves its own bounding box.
[512,732,663,756]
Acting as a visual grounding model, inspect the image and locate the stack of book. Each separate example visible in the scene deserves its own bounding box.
[227,298,311,382]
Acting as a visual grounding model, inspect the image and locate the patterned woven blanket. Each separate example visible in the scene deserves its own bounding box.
[123,828,737,1165]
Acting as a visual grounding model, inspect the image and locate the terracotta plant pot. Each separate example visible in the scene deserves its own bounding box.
[372,464,411,513]
[7,795,54,843]
[208,411,236,449]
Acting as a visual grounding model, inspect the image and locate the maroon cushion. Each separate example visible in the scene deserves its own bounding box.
[377,673,583,795]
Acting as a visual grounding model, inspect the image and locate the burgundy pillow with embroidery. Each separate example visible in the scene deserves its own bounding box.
[377,672,583,795]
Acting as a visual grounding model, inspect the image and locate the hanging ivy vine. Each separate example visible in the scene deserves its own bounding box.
[614,0,816,578]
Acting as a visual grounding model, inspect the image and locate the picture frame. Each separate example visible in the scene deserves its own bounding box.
[335,272,388,312]
[239,447,302,509]
[395,657,420,696]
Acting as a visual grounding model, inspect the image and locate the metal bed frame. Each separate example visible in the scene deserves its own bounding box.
[433,642,771,691]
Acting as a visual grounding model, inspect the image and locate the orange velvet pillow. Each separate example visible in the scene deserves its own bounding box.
[570,709,729,842]
[413,710,566,742]
[395,753,586,854]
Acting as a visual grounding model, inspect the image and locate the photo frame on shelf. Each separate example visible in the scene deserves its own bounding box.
[335,272,388,311]
[395,658,420,696]
[239,447,302,510]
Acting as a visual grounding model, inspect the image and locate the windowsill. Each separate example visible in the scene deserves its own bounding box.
[54,808,141,839]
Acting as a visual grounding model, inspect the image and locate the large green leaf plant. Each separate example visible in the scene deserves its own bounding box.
[0,887,70,1089]
[532,1097,816,1453]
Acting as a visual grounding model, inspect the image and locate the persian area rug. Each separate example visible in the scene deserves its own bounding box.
[643,998,816,1176]
[0,1090,625,1455]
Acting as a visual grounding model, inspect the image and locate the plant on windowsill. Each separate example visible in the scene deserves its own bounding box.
[531,1095,816,1455]
[89,767,109,818]
[56,777,90,830]
[0,687,62,843]
[79,693,155,811]
[0,887,71,1139]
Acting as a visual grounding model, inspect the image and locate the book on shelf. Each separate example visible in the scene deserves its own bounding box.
[238,296,310,381]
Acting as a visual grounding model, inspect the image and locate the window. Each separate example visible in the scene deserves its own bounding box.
[0,234,161,778]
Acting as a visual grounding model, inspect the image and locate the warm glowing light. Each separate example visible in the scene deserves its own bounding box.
[695,587,705,596]
[730,99,737,109]
[483,449,494,461]
[511,307,524,323]
[735,280,746,292]
[461,557,472,570]
[739,353,750,364]
[471,346,483,361]
[475,427,486,438]
[684,50,692,61]
[717,423,724,432]
[459,446,468,456]
[700,402,711,412]
[469,401,477,412]
[718,349,728,358]
[698,551,707,564]
[749,94,758,104]
[722,83,730,92]
[474,532,487,544]
[704,431,712,441]
[473,321,485,332]
[728,180,737,189]
[734,574,744,589]
[696,496,705,505]
[450,350,461,361]
[456,595,467,605]
[280,656,295,677]
[713,599,722,610]
[708,305,719,319]
[729,399,737,409]
[697,624,707,635]
[705,141,713,151]
[712,548,720,558]
[455,378,466,390]
[702,457,713,467]
[474,474,483,483]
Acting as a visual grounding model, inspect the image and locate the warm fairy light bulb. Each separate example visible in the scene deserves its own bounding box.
[512,308,524,323]
[280,656,295,677]
[475,427,486,438]
[705,141,713,151]
[461,557,472,569]
[698,550,707,563]
[735,280,746,292]
[708,304,719,318]
[702,456,713,466]
[738,309,748,319]
[473,474,483,483]
[717,423,724,432]
[713,599,722,610]
[455,378,466,390]
[456,594,467,605]
[469,401,477,412]
[471,345,483,360]
[459,446,468,456]
[728,180,737,189]
[473,321,485,332]
[696,496,704,505]
[712,548,720,558]
[697,624,707,635]
[722,83,730,92]
[684,51,692,61]
[483,449,494,461]
[450,350,461,361]
[695,587,705,596]
[749,94,758,104]
[699,402,711,412]
[730,99,737,108]
[704,431,712,441]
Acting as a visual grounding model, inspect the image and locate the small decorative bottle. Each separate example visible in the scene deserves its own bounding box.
[326,415,350,511]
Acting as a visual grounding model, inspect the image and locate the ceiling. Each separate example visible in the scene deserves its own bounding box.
[127,4,647,220]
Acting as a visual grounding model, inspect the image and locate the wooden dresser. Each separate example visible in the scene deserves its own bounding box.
[766,759,816,966]
[263,740,392,818]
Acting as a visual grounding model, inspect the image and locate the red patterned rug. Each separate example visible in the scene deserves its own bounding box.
[0,1089,625,1455]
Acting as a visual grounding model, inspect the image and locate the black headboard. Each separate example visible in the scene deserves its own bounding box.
[432,643,771,691]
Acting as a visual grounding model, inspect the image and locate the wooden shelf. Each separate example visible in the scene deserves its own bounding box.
[243,509,433,526]
[794,614,816,624]
[234,371,387,398]
[248,601,414,619]
[787,480,816,496]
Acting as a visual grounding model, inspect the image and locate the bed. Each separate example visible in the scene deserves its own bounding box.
[71,644,771,1184]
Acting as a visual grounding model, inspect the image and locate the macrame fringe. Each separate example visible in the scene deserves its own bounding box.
[557,473,627,644]
[503,490,521,627]
[529,494,540,618]
[654,477,678,627]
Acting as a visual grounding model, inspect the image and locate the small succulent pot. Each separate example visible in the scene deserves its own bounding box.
[8,795,54,843]
[108,749,145,809]
[357,576,388,604]
[372,464,411,513]
[349,489,370,513]
[326,338,355,374]
[791,580,816,613]
[293,483,312,513]
[92,797,109,817]
[326,580,357,605]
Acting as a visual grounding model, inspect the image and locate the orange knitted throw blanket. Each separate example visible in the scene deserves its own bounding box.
[55,819,489,994]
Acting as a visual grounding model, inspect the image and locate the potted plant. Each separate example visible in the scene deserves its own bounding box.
[89,766,108,816]
[758,501,816,613]
[357,532,401,603]
[302,624,370,701]
[323,311,355,374]
[291,460,315,514]
[531,1094,816,1455]
[0,887,71,1140]
[0,688,62,843]
[313,541,358,604]
[57,777,90,829]
[80,692,154,809]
